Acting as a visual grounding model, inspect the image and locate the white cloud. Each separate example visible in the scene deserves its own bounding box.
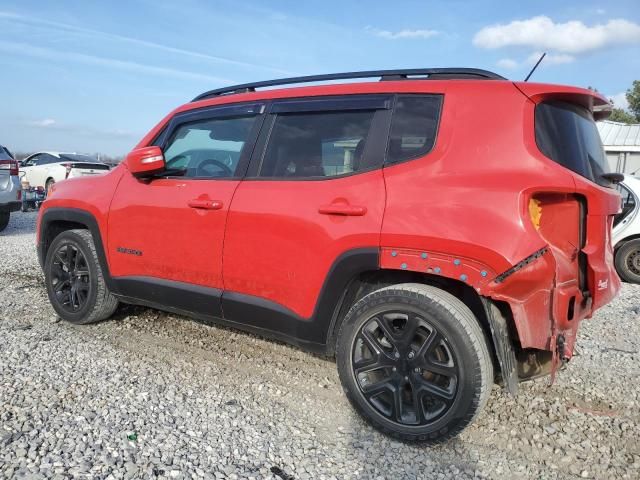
[28,118,56,128]
[473,16,640,54]
[366,26,440,40]
[496,58,519,70]
[0,41,231,84]
[526,51,575,65]
[608,92,629,110]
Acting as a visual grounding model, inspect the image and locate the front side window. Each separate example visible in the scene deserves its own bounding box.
[163,115,257,178]
[387,95,442,164]
[258,110,375,178]
[536,101,611,187]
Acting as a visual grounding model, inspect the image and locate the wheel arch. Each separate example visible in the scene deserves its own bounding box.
[615,233,640,250]
[39,208,113,289]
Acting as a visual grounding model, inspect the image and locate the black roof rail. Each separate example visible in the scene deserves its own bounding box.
[192,68,506,102]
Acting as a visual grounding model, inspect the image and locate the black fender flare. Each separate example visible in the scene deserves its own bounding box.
[38,207,115,290]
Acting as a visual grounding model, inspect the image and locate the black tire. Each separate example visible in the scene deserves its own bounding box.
[615,239,640,284]
[45,178,55,197]
[336,283,493,443]
[0,212,9,232]
[44,229,118,324]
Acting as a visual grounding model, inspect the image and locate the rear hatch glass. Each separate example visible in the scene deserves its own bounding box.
[535,100,611,187]
[59,154,110,170]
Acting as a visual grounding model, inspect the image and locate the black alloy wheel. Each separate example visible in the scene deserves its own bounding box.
[336,283,493,442]
[50,243,91,313]
[352,311,459,426]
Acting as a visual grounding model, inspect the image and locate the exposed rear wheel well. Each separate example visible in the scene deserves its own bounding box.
[327,268,520,377]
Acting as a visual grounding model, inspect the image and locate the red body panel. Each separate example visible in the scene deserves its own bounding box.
[107,169,239,289]
[223,170,386,318]
[39,78,622,361]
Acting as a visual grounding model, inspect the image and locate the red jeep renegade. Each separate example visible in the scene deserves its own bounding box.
[37,68,621,442]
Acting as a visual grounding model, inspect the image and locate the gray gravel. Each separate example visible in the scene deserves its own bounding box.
[1,211,639,479]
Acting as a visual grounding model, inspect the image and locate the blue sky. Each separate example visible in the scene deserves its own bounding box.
[1,0,639,156]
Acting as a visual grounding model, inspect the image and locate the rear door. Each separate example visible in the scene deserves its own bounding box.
[107,102,265,313]
[222,95,391,341]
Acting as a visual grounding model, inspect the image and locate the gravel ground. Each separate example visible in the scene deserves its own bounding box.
[0,211,639,480]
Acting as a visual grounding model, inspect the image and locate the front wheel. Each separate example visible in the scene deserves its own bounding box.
[44,229,118,324]
[615,239,640,284]
[336,283,493,443]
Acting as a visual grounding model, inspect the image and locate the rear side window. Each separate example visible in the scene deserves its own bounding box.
[387,95,442,164]
[535,101,611,187]
[258,110,375,178]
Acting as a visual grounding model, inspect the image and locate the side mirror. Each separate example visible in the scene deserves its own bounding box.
[125,146,165,178]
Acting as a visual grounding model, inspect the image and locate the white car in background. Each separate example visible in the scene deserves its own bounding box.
[613,174,640,284]
[19,152,110,193]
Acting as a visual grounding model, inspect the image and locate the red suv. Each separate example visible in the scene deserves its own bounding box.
[37,68,621,442]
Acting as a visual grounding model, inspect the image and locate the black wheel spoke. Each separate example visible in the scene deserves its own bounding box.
[66,245,74,268]
[423,360,457,378]
[53,279,69,293]
[415,328,438,359]
[361,378,394,398]
[416,378,456,403]
[411,384,426,424]
[375,316,399,349]
[391,381,404,422]
[54,252,69,269]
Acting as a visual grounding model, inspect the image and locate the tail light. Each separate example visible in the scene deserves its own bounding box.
[60,162,73,179]
[17,189,22,201]
[0,159,19,175]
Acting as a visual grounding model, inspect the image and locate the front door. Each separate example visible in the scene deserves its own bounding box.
[107,102,265,314]
[222,95,391,344]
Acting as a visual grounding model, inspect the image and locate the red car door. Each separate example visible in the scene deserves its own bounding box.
[222,95,391,347]
[107,102,265,315]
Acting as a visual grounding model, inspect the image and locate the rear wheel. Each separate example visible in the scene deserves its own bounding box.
[0,212,9,232]
[44,229,118,324]
[615,239,640,284]
[336,283,493,443]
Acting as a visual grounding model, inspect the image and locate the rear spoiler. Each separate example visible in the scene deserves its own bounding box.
[64,162,110,170]
[513,82,612,121]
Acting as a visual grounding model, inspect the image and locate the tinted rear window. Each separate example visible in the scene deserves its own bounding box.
[535,101,611,187]
[387,95,442,164]
[59,154,99,163]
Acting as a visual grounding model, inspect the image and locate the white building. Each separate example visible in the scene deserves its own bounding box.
[597,120,640,175]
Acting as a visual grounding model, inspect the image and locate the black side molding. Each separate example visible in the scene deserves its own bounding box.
[113,276,223,318]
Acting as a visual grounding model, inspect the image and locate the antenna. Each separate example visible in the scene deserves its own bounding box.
[524,53,546,82]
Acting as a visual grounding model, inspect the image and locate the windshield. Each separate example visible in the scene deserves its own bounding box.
[59,153,99,163]
[535,100,611,187]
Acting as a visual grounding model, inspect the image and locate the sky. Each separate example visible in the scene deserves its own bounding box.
[0,0,639,157]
